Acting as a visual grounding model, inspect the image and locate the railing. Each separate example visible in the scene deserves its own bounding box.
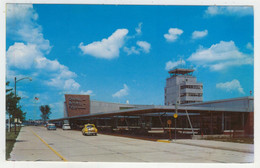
[180,88,203,94]
[180,96,203,102]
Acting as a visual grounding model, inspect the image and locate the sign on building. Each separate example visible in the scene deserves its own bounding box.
[64,94,90,117]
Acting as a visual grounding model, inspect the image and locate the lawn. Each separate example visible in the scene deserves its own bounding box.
[6,127,21,159]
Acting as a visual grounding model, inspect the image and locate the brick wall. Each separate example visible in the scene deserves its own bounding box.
[65,94,90,117]
[244,112,254,137]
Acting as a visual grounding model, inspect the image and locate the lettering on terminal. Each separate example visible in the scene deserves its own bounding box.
[65,94,90,117]
[68,97,87,110]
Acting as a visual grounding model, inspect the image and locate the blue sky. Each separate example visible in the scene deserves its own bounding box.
[6,4,254,120]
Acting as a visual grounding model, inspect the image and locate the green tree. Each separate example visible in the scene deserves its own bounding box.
[40,105,51,123]
[6,81,12,93]
[6,82,25,122]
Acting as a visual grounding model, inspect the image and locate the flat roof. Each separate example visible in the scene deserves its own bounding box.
[49,104,251,122]
[185,96,254,106]
[168,68,194,75]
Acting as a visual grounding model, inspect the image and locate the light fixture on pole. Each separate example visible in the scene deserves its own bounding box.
[14,76,32,134]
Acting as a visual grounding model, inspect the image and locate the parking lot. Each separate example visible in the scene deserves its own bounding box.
[9,126,254,162]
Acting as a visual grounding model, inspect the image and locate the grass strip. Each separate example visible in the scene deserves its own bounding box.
[6,127,21,159]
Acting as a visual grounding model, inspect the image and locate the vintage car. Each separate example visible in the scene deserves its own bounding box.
[47,123,56,130]
[82,124,98,136]
[62,124,71,130]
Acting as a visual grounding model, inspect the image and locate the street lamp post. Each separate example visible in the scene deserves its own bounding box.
[14,76,32,134]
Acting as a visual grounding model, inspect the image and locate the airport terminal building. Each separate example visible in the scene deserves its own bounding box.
[50,68,254,138]
[165,68,203,105]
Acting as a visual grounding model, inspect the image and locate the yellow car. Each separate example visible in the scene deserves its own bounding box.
[82,124,98,136]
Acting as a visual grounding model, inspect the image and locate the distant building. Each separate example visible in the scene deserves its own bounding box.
[165,68,203,105]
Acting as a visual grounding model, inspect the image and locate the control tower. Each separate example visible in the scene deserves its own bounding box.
[165,68,203,105]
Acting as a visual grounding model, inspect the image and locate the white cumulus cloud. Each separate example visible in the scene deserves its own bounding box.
[46,78,80,91]
[205,6,253,17]
[192,30,208,39]
[6,4,38,21]
[135,22,143,35]
[124,41,151,55]
[64,79,80,91]
[246,42,253,50]
[17,25,52,53]
[34,57,61,71]
[216,79,245,94]
[79,29,129,59]
[6,42,41,69]
[112,84,129,98]
[187,41,253,71]
[6,42,78,90]
[137,41,151,53]
[165,60,186,71]
[6,4,81,92]
[164,28,183,42]
[124,46,140,55]
[7,4,52,53]
[80,90,94,95]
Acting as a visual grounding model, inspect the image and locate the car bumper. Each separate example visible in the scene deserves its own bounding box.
[83,132,97,135]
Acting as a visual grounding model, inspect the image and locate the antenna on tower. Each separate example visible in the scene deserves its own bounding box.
[178,56,186,69]
[180,57,183,68]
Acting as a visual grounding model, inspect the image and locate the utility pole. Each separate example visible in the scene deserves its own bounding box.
[167,119,172,140]
[14,77,17,134]
[14,77,32,134]
[174,100,179,141]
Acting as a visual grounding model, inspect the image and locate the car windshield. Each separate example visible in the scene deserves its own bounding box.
[49,125,56,128]
[86,125,93,128]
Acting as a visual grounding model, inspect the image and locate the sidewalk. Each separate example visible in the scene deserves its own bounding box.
[169,139,254,153]
[8,127,62,161]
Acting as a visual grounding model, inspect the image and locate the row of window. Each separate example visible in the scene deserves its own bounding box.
[180,85,203,89]
[181,100,202,104]
[180,93,203,97]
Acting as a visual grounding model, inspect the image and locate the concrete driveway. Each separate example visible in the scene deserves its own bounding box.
[8,126,254,163]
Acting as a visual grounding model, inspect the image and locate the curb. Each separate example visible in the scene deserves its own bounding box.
[99,132,157,141]
[173,141,254,154]
[157,140,171,143]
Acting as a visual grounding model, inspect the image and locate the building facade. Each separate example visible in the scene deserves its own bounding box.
[51,69,252,137]
[165,68,203,105]
[56,96,253,137]
[90,100,153,114]
[64,94,90,117]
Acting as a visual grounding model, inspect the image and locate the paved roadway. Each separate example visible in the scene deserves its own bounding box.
[9,126,254,162]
